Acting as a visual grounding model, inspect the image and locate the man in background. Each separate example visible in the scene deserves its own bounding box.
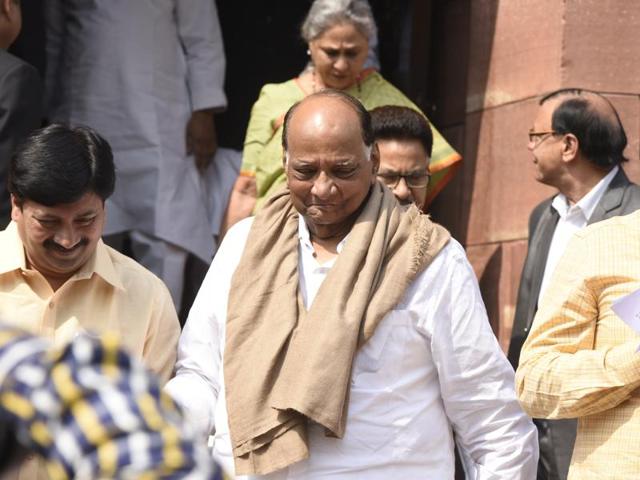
[508,88,640,479]
[371,105,432,210]
[0,0,42,228]
[45,0,227,313]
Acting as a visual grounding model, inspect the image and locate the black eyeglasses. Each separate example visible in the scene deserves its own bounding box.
[377,172,431,189]
[528,130,557,147]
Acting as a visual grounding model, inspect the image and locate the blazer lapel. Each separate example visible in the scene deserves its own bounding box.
[525,205,559,328]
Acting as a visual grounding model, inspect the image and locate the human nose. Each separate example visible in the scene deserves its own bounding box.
[54,225,80,248]
[527,138,536,151]
[393,177,413,202]
[333,55,349,72]
[310,172,335,198]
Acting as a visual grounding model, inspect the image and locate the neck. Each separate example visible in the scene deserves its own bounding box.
[559,163,613,204]
[24,256,73,293]
[308,221,352,250]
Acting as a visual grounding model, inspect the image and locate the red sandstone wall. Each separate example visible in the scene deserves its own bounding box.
[428,0,640,351]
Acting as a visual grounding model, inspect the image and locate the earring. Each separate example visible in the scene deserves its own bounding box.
[306,49,311,56]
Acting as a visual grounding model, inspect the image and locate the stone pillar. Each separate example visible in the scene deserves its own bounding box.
[428,0,640,351]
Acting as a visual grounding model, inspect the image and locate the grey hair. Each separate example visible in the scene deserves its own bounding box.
[301,0,377,42]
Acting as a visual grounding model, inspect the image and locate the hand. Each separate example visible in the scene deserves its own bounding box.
[186,109,218,172]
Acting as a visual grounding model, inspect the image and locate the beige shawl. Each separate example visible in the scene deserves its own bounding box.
[224,183,451,475]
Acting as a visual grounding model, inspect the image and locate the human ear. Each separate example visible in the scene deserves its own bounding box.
[370,143,380,178]
[561,133,579,162]
[10,195,22,222]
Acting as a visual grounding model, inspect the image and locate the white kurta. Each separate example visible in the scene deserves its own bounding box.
[45,0,227,262]
[166,217,539,479]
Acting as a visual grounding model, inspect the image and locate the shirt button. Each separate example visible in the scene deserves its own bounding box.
[49,302,54,309]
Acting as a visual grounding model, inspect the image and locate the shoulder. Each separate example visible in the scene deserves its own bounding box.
[528,196,554,227]
[0,52,38,81]
[249,79,302,118]
[621,180,640,208]
[223,216,254,245]
[530,196,554,218]
[257,79,302,101]
[409,237,471,295]
[359,72,418,111]
[102,244,171,297]
[575,208,640,243]
[213,217,254,268]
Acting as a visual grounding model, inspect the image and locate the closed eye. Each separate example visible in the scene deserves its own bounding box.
[75,217,96,227]
[333,166,358,178]
[293,168,316,180]
[322,48,339,57]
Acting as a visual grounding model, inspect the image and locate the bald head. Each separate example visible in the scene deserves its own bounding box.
[540,88,627,168]
[282,89,374,156]
[282,90,379,238]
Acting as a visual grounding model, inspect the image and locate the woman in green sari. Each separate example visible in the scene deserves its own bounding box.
[223,0,461,229]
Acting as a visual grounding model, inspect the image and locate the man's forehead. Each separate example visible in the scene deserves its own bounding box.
[24,194,103,217]
[289,97,360,133]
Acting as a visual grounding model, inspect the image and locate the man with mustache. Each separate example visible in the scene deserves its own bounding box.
[0,123,181,478]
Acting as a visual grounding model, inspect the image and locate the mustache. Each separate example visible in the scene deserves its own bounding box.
[43,238,89,253]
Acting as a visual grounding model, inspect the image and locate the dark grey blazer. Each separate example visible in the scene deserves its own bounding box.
[508,167,640,480]
[0,49,42,226]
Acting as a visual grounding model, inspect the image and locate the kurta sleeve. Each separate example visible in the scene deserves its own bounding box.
[175,0,227,111]
[424,241,538,479]
[142,279,181,385]
[516,230,640,419]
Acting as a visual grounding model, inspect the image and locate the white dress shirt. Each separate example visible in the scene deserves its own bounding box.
[166,217,538,479]
[538,166,618,304]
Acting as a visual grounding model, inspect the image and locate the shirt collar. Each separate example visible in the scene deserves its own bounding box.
[0,222,27,274]
[552,165,619,220]
[73,240,125,290]
[297,215,348,254]
[0,222,124,290]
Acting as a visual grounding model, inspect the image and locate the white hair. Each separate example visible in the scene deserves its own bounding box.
[301,0,377,43]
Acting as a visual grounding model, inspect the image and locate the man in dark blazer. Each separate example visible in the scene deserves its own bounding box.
[508,88,640,480]
[0,0,42,227]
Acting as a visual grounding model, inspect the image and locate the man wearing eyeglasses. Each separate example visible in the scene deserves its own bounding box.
[508,88,640,480]
[370,106,432,210]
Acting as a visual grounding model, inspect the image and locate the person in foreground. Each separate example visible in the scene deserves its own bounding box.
[371,105,433,209]
[508,88,640,479]
[167,90,537,479]
[222,0,461,231]
[516,208,640,480]
[1,124,181,477]
[0,324,225,479]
